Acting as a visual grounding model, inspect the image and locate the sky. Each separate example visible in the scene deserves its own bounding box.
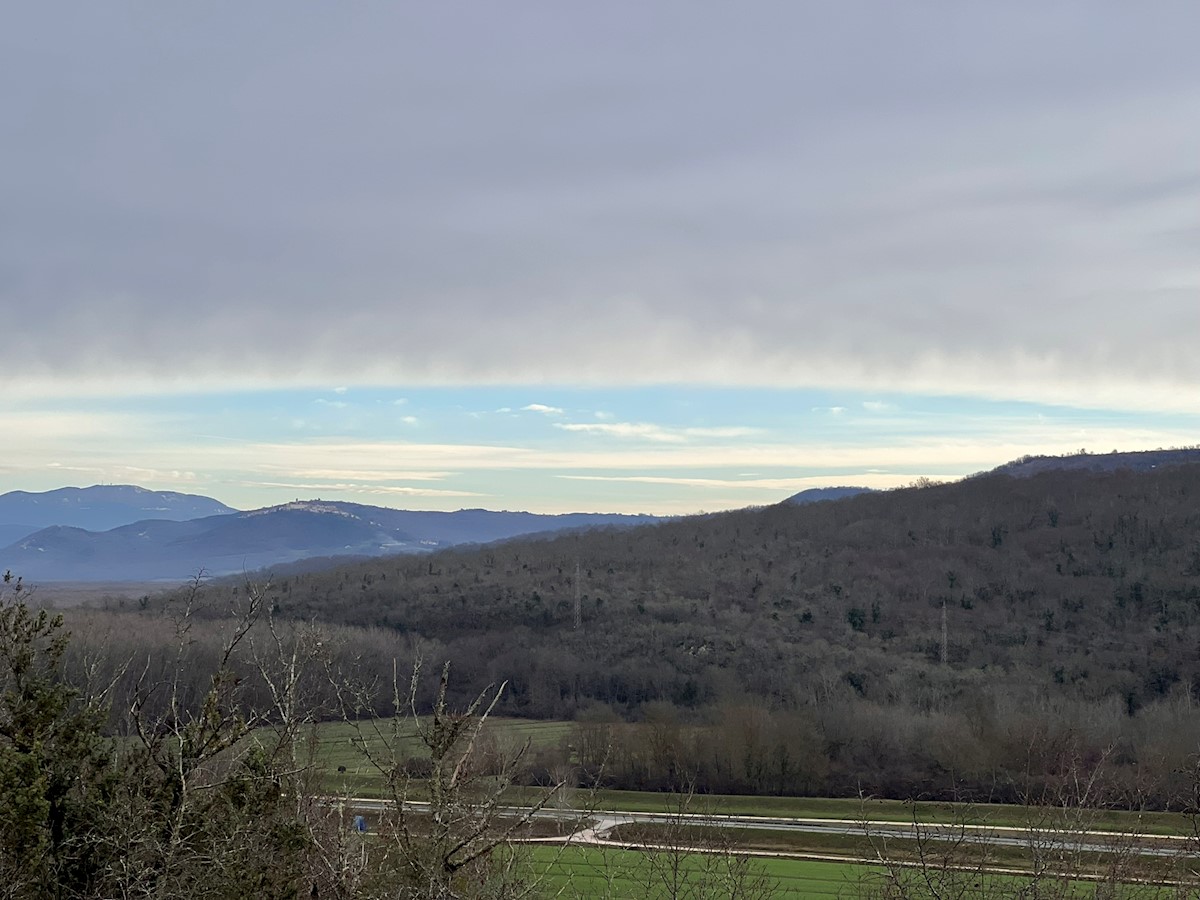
[3,3,1199,515]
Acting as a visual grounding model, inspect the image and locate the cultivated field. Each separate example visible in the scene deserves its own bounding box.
[528,845,875,898]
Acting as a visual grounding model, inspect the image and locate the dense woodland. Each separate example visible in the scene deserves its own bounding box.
[59,461,1200,809]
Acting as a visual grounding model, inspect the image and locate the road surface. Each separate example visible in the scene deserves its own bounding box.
[338,797,1191,859]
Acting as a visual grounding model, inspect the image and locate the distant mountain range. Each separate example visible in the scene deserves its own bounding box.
[0,485,235,548]
[0,493,663,582]
[7,448,1197,582]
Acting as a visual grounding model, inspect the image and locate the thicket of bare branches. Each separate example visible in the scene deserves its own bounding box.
[857,749,1200,899]
[0,573,578,899]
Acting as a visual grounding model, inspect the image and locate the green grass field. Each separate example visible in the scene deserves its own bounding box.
[527,844,1186,899]
[526,843,875,898]
[606,822,1197,884]
[307,716,573,796]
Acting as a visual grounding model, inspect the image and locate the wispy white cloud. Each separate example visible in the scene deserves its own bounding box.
[521,403,564,415]
[5,405,1200,513]
[555,422,760,442]
[261,428,1194,474]
[683,426,761,438]
[862,400,897,412]
[558,474,885,491]
[288,468,455,481]
[1,411,148,441]
[15,424,1200,482]
[240,481,483,498]
[556,422,685,442]
[116,466,200,483]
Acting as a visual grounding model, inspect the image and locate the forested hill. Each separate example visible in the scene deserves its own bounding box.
[263,463,1200,720]
[989,446,1200,477]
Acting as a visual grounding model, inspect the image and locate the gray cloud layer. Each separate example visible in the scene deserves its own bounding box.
[3,3,1199,406]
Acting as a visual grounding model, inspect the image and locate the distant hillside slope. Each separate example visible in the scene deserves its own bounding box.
[0,500,663,582]
[0,484,236,529]
[255,463,1200,725]
[783,486,874,505]
[322,503,664,547]
[989,447,1200,477]
[0,485,236,547]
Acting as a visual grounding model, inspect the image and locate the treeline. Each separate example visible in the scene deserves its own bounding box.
[571,692,1200,807]
[55,602,1200,806]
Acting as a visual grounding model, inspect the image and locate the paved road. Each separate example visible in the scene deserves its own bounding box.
[340,797,1191,859]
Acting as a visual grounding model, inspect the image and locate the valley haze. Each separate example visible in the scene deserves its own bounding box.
[0,484,665,582]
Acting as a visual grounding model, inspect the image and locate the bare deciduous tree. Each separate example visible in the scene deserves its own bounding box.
[335,657,577,898]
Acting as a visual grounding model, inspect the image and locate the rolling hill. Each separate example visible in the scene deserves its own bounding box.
[0,484,235,547]
[783,486,874,504]
[988,446,1200,477]
[0,499,663,582]
[255,458,1200,720]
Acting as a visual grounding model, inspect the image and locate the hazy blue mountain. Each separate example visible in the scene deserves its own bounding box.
[0,499,663,582]
[0,485,236,546]
[0,524,36,547]
[783,486,874,505]
[323,503,662,546]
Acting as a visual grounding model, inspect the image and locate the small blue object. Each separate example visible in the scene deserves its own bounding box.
[353,815,368,833]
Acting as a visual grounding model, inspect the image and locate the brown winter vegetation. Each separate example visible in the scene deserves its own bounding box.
[67,462,1200,809]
